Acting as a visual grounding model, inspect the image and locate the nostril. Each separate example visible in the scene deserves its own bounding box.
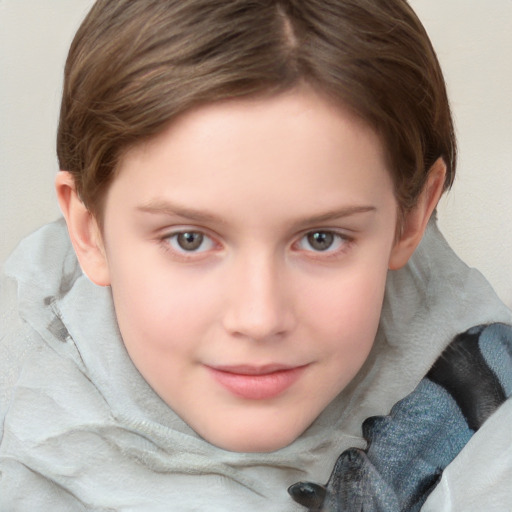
[222,258,296,340]
[222,302,293,342]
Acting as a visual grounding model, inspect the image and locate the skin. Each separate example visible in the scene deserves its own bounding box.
[56,87,445,452]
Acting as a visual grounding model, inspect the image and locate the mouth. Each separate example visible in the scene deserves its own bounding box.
[206,364,308,400]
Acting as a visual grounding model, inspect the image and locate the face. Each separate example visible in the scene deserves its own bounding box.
[98,88,401,452]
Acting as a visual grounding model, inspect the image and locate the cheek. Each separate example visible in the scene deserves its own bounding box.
[304,263,388,360]
[107,248,220,355]
[108,265,223,401]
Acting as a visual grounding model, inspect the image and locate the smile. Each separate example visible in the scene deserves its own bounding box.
[206,364,308,400]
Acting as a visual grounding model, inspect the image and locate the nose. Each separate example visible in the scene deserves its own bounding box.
[222,252,296,342]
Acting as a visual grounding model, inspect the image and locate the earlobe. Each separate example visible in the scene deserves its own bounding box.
[55,171,111,286]
[388,158,447,270]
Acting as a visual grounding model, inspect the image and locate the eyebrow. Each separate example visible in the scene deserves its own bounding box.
[137,200,227,224]
[301,205,376,225]
[137,199,376,226]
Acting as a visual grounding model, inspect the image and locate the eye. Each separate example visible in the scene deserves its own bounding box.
[296,230,348,253]
[165,231,216,253]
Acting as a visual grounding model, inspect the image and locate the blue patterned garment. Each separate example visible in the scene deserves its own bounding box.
[289,323,512,512]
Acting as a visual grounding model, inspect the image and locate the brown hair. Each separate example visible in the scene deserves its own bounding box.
[57,0,456,218]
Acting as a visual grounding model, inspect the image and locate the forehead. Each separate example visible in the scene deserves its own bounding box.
[123,87,387,174]
[106,87,394,227]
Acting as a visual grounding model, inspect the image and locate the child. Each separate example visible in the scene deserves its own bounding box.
[1,1,511,510]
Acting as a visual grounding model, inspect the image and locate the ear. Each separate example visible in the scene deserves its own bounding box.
[55,171,111,286]
[388,158,447,270]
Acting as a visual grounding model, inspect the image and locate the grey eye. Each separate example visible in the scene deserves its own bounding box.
[296,230,348,254]
[176,232,205,251]
[306,231,335,251]
[164,230,217,256]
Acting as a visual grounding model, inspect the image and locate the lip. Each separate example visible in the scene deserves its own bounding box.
[207,364,308,400]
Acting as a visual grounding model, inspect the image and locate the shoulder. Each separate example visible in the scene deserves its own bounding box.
[288,324,512,511]
[0,272,46,439]
[422,396,512,511]
[421,323,512,510]
[0,220,88,440]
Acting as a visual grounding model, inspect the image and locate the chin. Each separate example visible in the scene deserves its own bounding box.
[204,424,303,453]
[218,436,297,454]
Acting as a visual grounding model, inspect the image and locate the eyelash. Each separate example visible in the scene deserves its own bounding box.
[293,230,352,257]
[160,230,219,259]
[158,228,353,261]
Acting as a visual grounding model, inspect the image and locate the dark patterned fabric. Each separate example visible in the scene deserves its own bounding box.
[289,323,512,512]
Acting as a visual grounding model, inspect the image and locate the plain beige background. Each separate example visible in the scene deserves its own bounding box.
[1,1,511,307]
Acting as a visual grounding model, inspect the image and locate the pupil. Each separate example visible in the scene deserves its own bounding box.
[177,232,203,251]
[308,232,333,251]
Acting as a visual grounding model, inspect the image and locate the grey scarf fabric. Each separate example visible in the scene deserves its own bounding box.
[1,218,511,511]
